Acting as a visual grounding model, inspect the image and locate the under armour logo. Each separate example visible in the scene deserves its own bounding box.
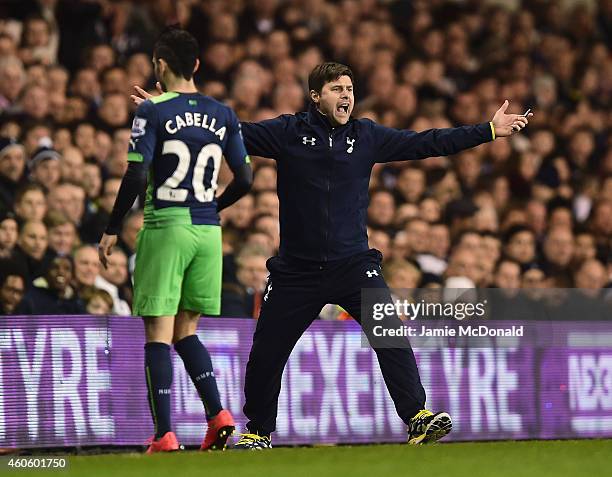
[264,282,272,301]
[346,137,355,153]
[366,270,378,277]
[302,137,316,146]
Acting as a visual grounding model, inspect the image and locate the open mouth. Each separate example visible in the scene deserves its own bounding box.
[336,103,350,114]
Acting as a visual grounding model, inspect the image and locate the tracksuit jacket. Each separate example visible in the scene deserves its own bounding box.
[241,103,493,261]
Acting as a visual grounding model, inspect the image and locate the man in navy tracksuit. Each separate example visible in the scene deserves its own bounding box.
[134,63,530,448]
[233,63,531,448]
[236,63,528,449]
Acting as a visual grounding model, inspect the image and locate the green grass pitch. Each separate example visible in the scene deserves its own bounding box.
[8,440,610,477]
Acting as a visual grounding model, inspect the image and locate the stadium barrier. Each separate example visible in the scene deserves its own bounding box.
[1,316,611,448]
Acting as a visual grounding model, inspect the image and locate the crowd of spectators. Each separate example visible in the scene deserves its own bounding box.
[0,0,610,318]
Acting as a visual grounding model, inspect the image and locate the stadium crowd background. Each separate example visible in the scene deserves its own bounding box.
[0,0,610,319]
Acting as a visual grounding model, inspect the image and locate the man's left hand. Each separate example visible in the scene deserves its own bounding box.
[491,100,533,137]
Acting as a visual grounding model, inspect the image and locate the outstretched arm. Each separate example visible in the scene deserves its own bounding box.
[374,100,533,163]
[240,117,288,159]
[131,83,288,160]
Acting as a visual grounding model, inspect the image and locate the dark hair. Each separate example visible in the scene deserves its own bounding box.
[370,187,395,200]
[429,221,449,229]
[15,183,45,204]
[453,229,481,248]
[494,257,522,273]
[99,65,124,83]
[153,26,199,81]
[50,254,74,270]
[23,14,50,45]
[0,259,27,288]
[502,224,534,244]
[546,195,573,216]
[308,62,354,94]
[20,120,51,142]
[480,230,501,241]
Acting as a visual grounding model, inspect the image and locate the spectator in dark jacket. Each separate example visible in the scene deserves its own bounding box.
[12,219,55,283]
[16,255,86,314]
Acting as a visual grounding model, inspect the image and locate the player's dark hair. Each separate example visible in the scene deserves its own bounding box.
[308,62,354,94]
[153,26,199,81]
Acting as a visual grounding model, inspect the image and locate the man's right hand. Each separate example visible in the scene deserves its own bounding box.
[130,82,163,106]
[98,233,118,270]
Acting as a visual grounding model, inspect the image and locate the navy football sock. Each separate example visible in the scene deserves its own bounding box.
[144,342,173,439]
[174,334,223,420]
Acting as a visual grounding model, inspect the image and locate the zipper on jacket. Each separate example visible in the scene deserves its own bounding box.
[324,130,333,261]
